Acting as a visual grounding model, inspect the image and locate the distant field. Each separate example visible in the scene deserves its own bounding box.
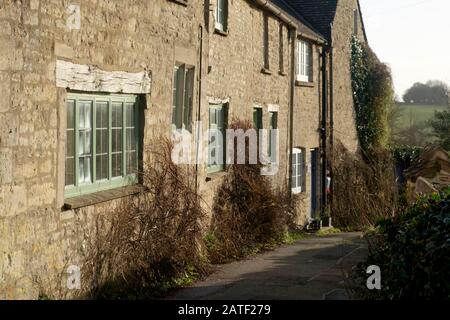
[393,104,447,130]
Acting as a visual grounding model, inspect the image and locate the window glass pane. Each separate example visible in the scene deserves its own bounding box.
[126,102,137,174]
[96,154,108,181]
[126,102,135,127]
[78,101,93,184]
[210,107,217,125]
[172,65,185,130]
[183,68,194,130]
[96,128,108,154]
[96,102,109,181]
[65,158,74,186]
[79,157,92,184]
[96,101,108,128]
[112,102,123,127]
[67,100,75,129]
[112,153,122,178]
[172,67,179,128]
[112,102,123,178]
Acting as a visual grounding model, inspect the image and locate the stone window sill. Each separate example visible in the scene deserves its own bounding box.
[214,28,229,37]
[261,67,272,75]
[168,0,188,6]
[292,191,308,200]
[295,80,315,88]
[279,71,288,76]
[63,185,147,210]
[206,170,228,182]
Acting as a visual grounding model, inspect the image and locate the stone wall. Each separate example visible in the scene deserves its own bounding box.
[291,41,323,225]
[0,0,206,299]
[330,0,366,154]
[201,0,293,208]
[0,0,328,299]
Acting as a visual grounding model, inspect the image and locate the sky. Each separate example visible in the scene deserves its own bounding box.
[359,0,450,100]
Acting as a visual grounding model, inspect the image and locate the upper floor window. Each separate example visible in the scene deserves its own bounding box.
[65,93,141,198]
[215,0,228,32]
[353,9,359,35]
[262,13,270,71]
[172,63,194,132]
[279,24,285,74]
[297,40,312,82]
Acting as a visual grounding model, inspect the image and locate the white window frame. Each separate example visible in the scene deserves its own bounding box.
[215,0,228,32]
[291,148,304,194]
[296,40,312,82]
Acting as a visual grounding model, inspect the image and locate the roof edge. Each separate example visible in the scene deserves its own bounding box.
[252,0,327,45]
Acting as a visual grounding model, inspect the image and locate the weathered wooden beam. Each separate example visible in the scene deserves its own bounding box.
[56,60,151,94]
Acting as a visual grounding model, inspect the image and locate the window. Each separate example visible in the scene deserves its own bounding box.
[297,40,312,82]
[279,24,284,74]
[263,13,270,70]
[215,0,228,32]
[172,64,194,132]
[353,9,359,35]
[268,112,278,164]
[291,148,305,194]
[208,103,227,174]
[65,93,140,198]
[253,107,263,140]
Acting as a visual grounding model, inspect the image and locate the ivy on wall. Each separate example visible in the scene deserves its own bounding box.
[350,36,395,153]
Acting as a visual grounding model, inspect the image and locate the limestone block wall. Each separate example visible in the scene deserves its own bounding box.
[200,0,293,211]
[0,0,206,299]
[330,0,366,154]
[201,0,324,225]
[292,43,323,224]
[0,0,328,299]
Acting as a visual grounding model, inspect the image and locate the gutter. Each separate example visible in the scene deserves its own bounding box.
[288,26,297,194]
[320,46,328,217]
[253,0,326,45]
[195,25,203,191]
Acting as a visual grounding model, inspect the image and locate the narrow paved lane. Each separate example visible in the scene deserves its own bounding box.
[171,232,367,300]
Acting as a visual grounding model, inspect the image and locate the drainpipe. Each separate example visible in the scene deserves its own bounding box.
[320,47,328,218]
[329,46,334,212]
[195,25,204,191]
[288,26,297,195]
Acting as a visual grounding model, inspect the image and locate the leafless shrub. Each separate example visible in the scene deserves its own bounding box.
[206,120,291,263]
[81,138,207,299]
[331,141,398,230]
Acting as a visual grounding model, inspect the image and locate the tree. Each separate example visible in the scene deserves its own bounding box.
[430,108,450,150]
[403,81,449,105]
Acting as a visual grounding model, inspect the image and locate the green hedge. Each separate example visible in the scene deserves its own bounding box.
[356,188,450,300]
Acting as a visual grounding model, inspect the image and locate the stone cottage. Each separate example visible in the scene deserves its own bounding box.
[0,0,366,299]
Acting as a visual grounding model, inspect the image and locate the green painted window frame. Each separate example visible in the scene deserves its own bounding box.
[172,64,195,132]
[207,103,228,174]
[65,93,141,199]
[253,107,263,160]
[268,111,278,164]
[215,0,228,32]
